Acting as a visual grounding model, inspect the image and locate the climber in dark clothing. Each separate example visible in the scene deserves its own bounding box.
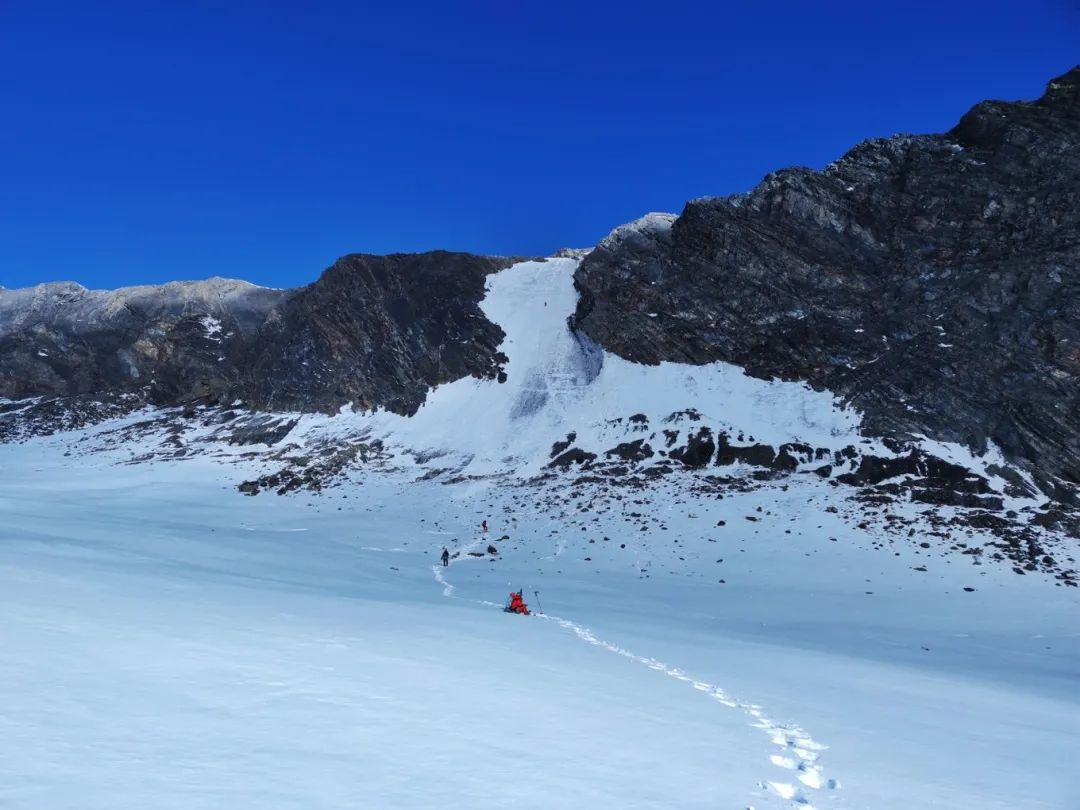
[441,547,450,567]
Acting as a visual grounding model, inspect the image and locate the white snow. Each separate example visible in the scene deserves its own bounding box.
[282,258,863,479]
[200,314,224,340]
[1,436,1076,809]
[1,256,1077,809]
[596,212,676,250]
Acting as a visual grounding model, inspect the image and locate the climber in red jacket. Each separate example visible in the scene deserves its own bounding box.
[506,591,530,615]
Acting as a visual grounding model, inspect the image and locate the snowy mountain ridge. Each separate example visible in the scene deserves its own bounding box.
[3,68,1080,810]
[3,69,1079,511]
[10,254,1072,590]
[2,251,1077,809]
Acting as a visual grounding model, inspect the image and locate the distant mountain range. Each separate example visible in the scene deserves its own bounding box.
[1,67,1077,549]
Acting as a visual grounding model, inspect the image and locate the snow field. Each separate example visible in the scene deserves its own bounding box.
[1,255,1077,808]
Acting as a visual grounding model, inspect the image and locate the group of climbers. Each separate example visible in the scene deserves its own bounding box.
[437,518,533,615]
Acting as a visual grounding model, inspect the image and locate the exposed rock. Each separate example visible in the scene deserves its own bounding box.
[0,395,141,443]
[235,439,385,495]
[223,415,297,446]
[771,446,800,472]
[669,427,715,467]
[549,448,597,468]
[248,252,517,414]
[605,439,654,462]
[0,251,517,417]
[715,435,776,467]
[551,432,578,458]
[911,488,1004,511]
[573,68,1080,501]
[0,278,283,405]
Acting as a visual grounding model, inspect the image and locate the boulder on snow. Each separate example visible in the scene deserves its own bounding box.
[549,448,597,468]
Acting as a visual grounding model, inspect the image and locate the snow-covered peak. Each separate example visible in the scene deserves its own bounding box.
[0,276,287,336]
[281,256,860,479]
[597,212,676,250]
[551,247,593,260]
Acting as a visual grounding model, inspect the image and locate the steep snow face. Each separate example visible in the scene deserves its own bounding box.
[290,257,862,476]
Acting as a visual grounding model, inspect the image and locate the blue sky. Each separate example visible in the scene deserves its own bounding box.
[2,1,1077,289]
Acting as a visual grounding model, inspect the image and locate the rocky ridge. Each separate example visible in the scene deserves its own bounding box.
[573,67,1080,503]
[17,398,1073,587]
[0,67,1078,559]
[0,252,516,418]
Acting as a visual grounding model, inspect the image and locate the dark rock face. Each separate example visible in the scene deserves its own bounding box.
[835,452,931,487]
[573,68,1080,499]
[537,407,1079,580]
[0,278,284,405]
[0,251,515,416]
[236,436,387,495]
[223,415,298,446]
[549,448,597,468]
[606,438,654,462]
[716,436,776,468]
[669,427,715,467]
[551,432,578,458]
[248,252,515,414]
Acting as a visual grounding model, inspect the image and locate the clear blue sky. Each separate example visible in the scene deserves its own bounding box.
[2,1,1077,289]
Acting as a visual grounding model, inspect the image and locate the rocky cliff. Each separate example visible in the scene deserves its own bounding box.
[247,251,515,414]
[573,67,1080,500]
[0,251,515,415]
[0,277,285,404]
[2,69,1078,507]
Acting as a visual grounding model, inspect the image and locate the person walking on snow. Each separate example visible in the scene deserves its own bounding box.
[481,520,488,533]
[441,547,450,567]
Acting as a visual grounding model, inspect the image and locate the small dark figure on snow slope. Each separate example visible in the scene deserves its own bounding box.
[481,520,488,533]
[441,548,450,567]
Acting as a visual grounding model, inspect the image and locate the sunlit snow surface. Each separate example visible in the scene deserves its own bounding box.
[1,258,1078,809]
[274,258,1033,496]
[288,258,863,475]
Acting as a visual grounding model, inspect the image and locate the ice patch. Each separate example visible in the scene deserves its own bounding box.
[200,315,224,340]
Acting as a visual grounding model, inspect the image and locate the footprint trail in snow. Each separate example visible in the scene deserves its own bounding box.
[431,541,843,809]
[537,613,841,808]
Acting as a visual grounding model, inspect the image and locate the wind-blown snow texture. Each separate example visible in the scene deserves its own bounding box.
[2,256,1078,809]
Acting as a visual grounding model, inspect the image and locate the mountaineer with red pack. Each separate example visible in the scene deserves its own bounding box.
[505,590,530,615]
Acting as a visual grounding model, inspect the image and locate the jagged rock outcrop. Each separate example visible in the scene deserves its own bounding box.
[0,251,516,416]
[572,67,1080,500]
[247,251,515,414]
[0,278,284,404]
[3,70,1078,512]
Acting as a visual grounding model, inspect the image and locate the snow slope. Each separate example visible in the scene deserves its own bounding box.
[1,257,1078,809]
[2,434,1077,809]
[255,256,1030,498]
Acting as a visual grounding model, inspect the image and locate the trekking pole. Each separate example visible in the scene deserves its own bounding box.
[533,590,544,615]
